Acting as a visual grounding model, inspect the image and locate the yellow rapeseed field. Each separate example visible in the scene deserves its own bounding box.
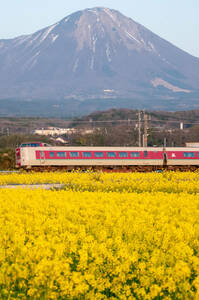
[1,171,199,193]
[1,172,199,299]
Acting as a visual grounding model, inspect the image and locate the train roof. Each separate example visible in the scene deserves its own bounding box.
[19,146,199,151]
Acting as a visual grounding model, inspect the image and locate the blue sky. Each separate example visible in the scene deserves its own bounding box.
[1,0,198,57]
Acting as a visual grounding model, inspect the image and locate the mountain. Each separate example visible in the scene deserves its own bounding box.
[0,7,199,115]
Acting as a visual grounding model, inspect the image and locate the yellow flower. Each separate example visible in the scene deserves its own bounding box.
[0,171,199,298]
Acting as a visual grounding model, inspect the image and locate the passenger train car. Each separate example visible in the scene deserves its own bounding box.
[15,142,199,171]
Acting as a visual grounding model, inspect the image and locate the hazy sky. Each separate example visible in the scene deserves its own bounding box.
[1,0,198,57]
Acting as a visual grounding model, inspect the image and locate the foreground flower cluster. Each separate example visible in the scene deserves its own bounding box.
[1,172,199,299]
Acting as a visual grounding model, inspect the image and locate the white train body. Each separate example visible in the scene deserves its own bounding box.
[15,143,199,169]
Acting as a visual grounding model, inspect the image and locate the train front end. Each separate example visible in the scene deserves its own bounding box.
[15,142,49,169]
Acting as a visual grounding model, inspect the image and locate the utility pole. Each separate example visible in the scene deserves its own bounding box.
[164,137,167,148]
[89,118,93,130]
[143,113,148,147]
[138,111,142,147]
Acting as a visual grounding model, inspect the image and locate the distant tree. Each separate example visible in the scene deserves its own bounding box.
[0,134,52,149]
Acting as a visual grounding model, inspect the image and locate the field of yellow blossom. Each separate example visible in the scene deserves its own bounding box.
[1,171,199,299]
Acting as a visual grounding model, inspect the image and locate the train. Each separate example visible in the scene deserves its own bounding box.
[15,142,199,171]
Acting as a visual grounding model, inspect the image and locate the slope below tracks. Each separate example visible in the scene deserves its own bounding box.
[20,165,199,173]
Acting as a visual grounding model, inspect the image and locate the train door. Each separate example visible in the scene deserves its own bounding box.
[40,151,45,164]
[144,151,148,158]
[163,152,167,166]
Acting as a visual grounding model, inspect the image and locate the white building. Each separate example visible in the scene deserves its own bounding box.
[33,127,77,136]
[33,127,98,137]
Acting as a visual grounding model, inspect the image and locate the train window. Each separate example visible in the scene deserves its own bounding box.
[31,143,41,147]
[95,152,104,158]
[144,151,148,157]
[70,152,79,158]
[183,152,195,158]
[107,152,116,158]
[50,152,55,157]
[57,152,66,158]
[82,152,92,158]
[20,143,41,147]
[130,152,140,158]
[119,152,128,158]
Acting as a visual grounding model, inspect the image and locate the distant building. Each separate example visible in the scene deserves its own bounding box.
[33,127,77,136]
[185,142,199,147]
[54,137,68,144]
[33,127,97,137]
